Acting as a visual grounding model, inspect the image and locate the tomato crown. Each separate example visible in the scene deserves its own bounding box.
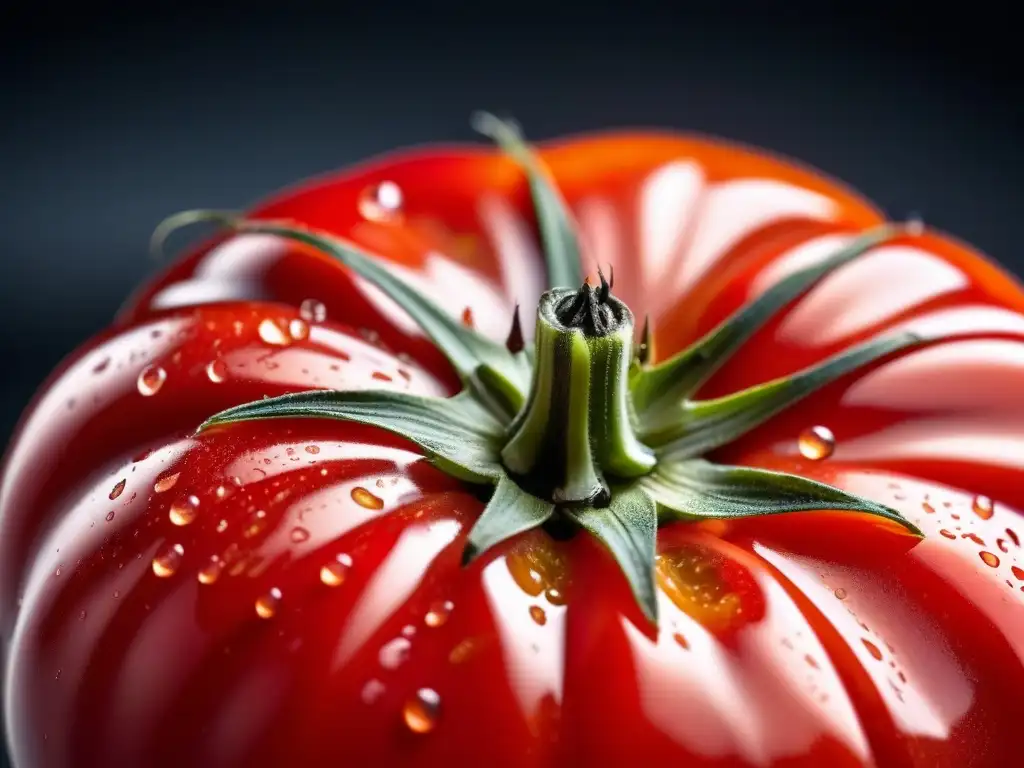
[158,114,924,624]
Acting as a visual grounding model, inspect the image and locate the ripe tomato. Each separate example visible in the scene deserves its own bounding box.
[2,122,1023,768]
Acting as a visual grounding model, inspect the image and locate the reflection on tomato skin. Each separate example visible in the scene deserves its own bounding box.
[2,130,1024,766]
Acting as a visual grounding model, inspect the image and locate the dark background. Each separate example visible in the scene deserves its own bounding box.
[0,3,1020,765]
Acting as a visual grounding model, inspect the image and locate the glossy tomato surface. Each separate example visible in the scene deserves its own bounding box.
[3,131,1024,767]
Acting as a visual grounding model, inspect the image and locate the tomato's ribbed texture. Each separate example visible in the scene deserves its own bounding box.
[2,132,1024,767]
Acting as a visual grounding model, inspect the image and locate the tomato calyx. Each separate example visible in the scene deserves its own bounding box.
[167,114,924,623]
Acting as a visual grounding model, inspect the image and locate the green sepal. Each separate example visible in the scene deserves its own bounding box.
[462,474,556,565]
[631,225,900,428]
[472,112,585,290]
[643,458,921,536]
[149,208,243,261]
[151,211,531,415]
[565,485,659,623]
[651,331,924,455]
[197,389,506,484]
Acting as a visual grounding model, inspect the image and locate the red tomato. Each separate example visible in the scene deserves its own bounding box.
[2,130,1024,767]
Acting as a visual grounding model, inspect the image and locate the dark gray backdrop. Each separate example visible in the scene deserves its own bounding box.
[0,3,1021,766]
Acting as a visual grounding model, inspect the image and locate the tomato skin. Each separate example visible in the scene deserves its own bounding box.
[3,131,1024,767]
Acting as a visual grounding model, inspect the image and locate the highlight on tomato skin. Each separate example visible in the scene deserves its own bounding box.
[1,117,1023,768]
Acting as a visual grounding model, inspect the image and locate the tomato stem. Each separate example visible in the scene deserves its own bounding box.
[501,282,656,503]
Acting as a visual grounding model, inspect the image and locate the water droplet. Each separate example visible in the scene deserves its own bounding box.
[351,487,384,510]
[93,357,111,373]
[673,632,689,650]
[403,688,440,734]
[258,318,290,346]
[206,359,228,383]
[972,495,995,520]
[833,587,848,600]
[379,637,412,669]
[979,551,1000,568]
[862,638,883,660]
[940,529,956,539]
[359,180,403,222]
[402,624,417,638]
[544,587,565,605]
[371,371,392,382]
[425,600,454,627]
[361,678,386,704]
[137,365,167,396]
[152,544,184,577]
[288,318,309,341]
[305,445,320,455]
[109,478,126,500]
[1008,529,1021,548]
[198,556,224,584]
[290,526,310,543]
[798,425,835,461]
[153,473,180,494]
[320,553,353,586]
[529,605,547,625]
[1011,565,1024,581]
[255,588,282,618]
[216,519,229,533]
[299,298,327,324]
[921,501,935,514]
[105,510,115,522]
[169,495,200,526]
[461,307,475,328]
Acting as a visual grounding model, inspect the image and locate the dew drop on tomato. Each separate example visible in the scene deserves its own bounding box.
[169,495,200,526]
[320,553,353,586]
[255,588,282,619]
[545,587,565,605]
[137,365,167,396]
[972,495,995,520]
[288,318,309,341]
[289,526,310,543]
[152,544,184,577]
[403,688,441,734]
[673,632,689,650]
[197,556,224,585]
[305,445,320,455]
[1010,565,1024,580]
[351,487,384,510]
[358,180,403,222]
[105,510,115,522]
[529,605,547,625]
[798,425,835,460]
[361,679,386,705]
[979,551,1000,568]
[299,298,327,324]
[940,529,956,539]
[862,638,883,660]
[833,587,848,600]
[379,637,412,669]
[424,600,454,628]
[258,318,290,346]
[206,359,228,383]
[109,479,126,500]
[154,472,180,494]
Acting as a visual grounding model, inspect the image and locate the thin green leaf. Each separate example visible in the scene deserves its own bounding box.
[237,219,529,392]
[632,225,900,426]
[462,474,556,564]
[643,458,921,536]
[651,331,923,454]
[149,209,240,261]
[198,390,505,483]
[152,211,530,410]
[566,485,659,623]
[472,112,584,290]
